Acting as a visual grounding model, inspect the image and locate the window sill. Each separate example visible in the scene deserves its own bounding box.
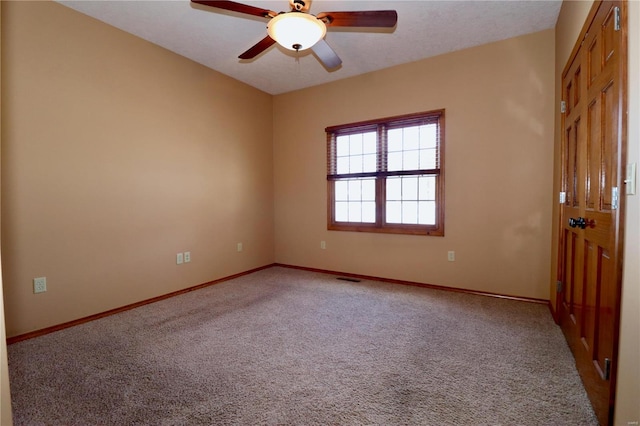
[328,223,444,236]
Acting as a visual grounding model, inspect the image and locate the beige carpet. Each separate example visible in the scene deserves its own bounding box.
[8,266,597,425]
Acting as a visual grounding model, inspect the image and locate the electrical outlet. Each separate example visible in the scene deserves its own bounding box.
[448,251,455,262]
[33,277,47,294]
[320,241,326,249]
[184,251,191,263]
[176,253,184,265]
[237,243,243,252]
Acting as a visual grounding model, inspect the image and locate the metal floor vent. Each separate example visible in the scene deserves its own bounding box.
[336,277,361,283]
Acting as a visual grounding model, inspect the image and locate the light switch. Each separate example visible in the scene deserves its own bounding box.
[625,163,636,195]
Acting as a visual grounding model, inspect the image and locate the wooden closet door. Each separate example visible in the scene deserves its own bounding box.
[558,2,627,425]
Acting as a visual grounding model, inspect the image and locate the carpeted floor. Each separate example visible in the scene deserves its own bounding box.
[8,266,597,425]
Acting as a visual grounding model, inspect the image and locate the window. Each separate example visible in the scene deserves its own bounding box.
[326,110,445,236]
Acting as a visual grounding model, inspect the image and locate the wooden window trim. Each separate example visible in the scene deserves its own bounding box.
[326,109,445,236]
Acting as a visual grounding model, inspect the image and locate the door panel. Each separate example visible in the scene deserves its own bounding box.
[558,2,626,425]
[601,80,617,210]
[596,251,615,376]
[602,7,617,66]
[586,99,600,210]
[582,241,597,353]
[562,230,578,319]
[588,37,601,84]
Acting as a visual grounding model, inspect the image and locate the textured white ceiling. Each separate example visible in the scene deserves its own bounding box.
[56,0,562,95]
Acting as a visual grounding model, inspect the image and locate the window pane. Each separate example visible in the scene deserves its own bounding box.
[348,180,362,200]
[349,134,363,155]
[337,157,349,174]
[404,126,420,150]
[362,201,376,223]
[420,124,438,149]
[402,201,419,224]
[402,177,418,200]
[386,177,402,201]
[349,155,363,173]
[337,135,350,156]
[335,179,377,223]
[419,149,437,169]
[418,176,436,200]
[418,201,436,225]
[403,150,419,170]
[362,179,376,201]
[419,176,436,200]
[388,128,403,152]
[335,180,348,201]
[363,132,377,154]
[335,201,348,222]
[386,201,402,223]
[363,154,376,172]
[388,151,403,171]
[348,202,362,222]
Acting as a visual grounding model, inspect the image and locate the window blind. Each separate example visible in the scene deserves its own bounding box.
[326,111,442,179]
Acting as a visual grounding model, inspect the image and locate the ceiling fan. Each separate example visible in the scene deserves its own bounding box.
[191,0,398,69]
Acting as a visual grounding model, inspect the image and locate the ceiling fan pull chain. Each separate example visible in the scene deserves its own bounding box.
[294,43,305,78]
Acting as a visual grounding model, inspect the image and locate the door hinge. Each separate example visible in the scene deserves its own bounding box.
[559,191,566,204]
[612,187,619,209]
[556,280,563,293]
[604,358,612,380]
[614,6,621,31]
[560,101,567,113]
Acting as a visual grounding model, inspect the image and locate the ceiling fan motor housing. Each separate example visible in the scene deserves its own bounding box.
[290,0,310,12]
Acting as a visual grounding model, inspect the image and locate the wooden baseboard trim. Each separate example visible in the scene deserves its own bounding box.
[6,264,276,345]
[274,263,549,305]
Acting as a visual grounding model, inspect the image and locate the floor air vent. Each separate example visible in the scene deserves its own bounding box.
[337,277,361,283]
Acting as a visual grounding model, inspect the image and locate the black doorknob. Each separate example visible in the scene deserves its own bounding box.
[569,217,587,229]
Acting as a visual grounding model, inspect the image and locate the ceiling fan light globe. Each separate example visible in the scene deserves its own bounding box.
[267,12,326,51]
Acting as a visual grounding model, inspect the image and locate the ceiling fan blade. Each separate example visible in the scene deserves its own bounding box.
[191,0,276,18]
[311,39,342,69]
[317,10,397,28]
[239,35,277,59]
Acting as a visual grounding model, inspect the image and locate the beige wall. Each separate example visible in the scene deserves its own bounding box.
[1,1,274,337]
[553,1,639,424]
[1,2,14,423]
[273,29,556,300]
